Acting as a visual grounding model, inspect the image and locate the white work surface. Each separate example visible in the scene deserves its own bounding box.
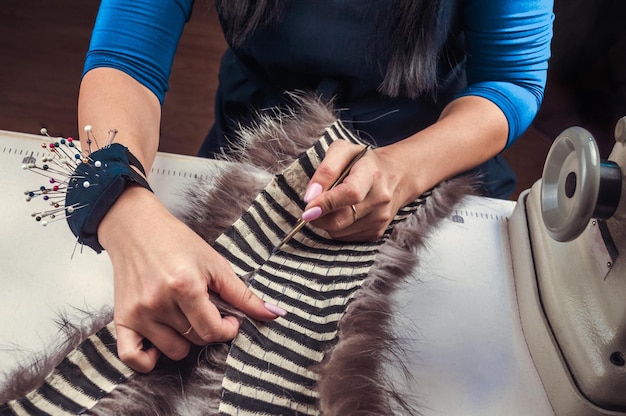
[0,130,554,415]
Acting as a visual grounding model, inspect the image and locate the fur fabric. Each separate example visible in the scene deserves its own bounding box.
[0,95,473,415]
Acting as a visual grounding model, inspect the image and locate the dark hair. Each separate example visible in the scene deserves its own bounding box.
[382,0,447,98]
[215,0,453,98]
[215,0,291,47]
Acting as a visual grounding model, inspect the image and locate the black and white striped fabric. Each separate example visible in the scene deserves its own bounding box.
[1,121,427,415]
[1,322,133,415]
[215,122,425,415]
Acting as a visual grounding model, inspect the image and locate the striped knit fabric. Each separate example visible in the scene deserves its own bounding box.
[215,122,424,415]
[1,322,133,415]
[1,121,426,415]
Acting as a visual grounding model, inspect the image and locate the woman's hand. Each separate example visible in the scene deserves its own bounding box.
[79,69,283,373]
[98,185,283,373]
[301,97,510,241]
[300,140,414,241]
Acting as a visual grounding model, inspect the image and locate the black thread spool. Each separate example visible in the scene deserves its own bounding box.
[541,127,622,242]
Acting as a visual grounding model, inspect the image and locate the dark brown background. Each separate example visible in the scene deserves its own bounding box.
[2,0,624,200]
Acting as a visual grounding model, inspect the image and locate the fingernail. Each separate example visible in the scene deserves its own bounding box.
[265,302,287,317]
[303,182,323,203]
[302,206,322,222]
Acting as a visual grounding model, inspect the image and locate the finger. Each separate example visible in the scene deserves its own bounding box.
[182,265,285,344]
[127,299,207,347]
[213,258,285,320]
[117,318,195,371]
[314,197,393,241]
[305,140,358,196]
[308,202,362,233]
[212,263,286,321]
[145,322,193,362]
[149,306,207,346]
[316,207,371,238]
[305,159,375,220]
[178,288,242,344]
[326,213,384,240]
[176,321,208,346]
[115,324,160,373]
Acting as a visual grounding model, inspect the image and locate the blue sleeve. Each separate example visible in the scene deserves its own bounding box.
[455,0,554,148]
[83,0,194,105]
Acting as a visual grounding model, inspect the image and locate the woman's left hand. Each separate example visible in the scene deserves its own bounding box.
[300,97,511,241]
[300,140,411,241]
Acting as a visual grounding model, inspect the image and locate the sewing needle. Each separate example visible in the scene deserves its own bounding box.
[273,144,371,253]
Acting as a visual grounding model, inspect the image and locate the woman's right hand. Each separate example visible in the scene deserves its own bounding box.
[97,185,283,373]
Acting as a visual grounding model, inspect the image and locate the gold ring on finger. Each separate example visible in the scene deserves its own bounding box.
[351,204,358,223]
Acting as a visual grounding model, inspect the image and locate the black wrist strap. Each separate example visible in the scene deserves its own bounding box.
[64,143,152,253]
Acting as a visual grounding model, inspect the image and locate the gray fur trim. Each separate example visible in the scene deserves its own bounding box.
[0,307,113,405]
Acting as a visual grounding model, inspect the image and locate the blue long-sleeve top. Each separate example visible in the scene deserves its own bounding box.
[84,0,553,150]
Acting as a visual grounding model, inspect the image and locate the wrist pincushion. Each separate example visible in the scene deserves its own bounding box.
[65,143,152,253]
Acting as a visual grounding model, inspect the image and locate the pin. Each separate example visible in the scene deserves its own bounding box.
[22,126,118,241]
[104,129,118,148]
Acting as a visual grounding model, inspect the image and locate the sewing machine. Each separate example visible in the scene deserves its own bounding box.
[0,119,624,415]
[511,117,626,415]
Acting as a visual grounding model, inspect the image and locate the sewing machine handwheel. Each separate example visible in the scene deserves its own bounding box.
[541,127,622,242]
